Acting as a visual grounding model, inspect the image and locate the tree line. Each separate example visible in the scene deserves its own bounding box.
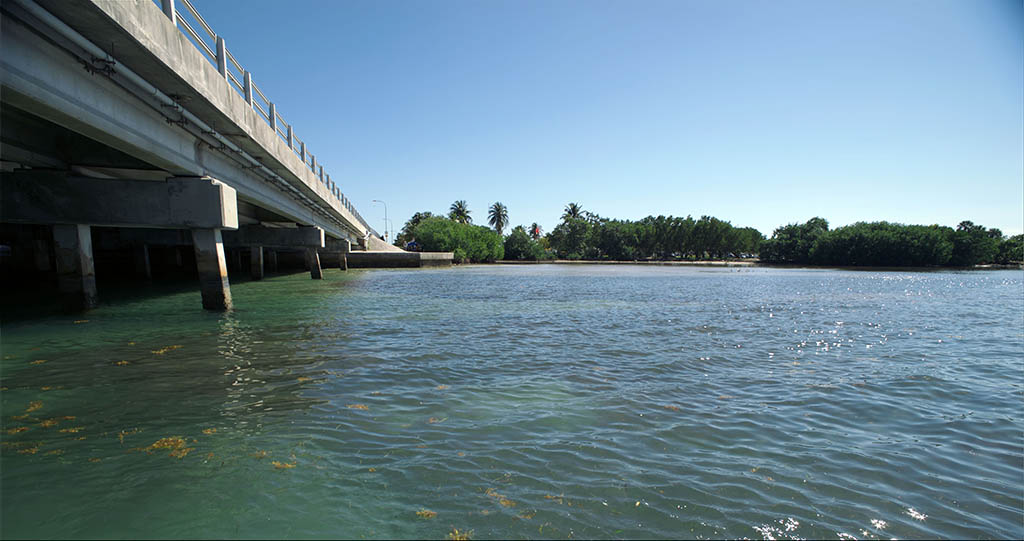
[395,201,1023,266]
[760,218,1023,267]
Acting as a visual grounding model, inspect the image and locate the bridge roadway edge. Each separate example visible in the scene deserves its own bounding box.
[26,0,369,242]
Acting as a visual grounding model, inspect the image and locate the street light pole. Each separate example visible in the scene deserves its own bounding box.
[372,199,388,242]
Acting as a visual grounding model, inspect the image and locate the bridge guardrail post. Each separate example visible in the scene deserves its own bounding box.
[287,125,293,150]
[162,0,177,27]
[300,141,305,162]
[269,102,277,133]
[243,70,253,107]
[216,36,227,78]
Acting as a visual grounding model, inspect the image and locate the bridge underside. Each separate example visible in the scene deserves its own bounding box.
[0,0,365,311]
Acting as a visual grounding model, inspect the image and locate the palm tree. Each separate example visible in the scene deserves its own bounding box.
[562,202,583,221]
[449,200,472,224]
[529,223,542,240]
[488,202,509,235]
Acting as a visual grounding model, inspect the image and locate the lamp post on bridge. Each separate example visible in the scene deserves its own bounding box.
[372,199,388,244]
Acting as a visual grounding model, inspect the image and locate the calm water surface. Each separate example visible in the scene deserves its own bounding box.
[2,265,1022,539]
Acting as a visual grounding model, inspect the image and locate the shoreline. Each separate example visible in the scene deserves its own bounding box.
[489,259,1024,271]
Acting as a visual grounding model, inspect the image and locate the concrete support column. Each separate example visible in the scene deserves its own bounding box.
[251,245,264,280]
[267,250,278,272]
[52,224,97,311]
[305,248,323,280]
[133,243,151,279]
[338,239,350,271]
[33,239,51,271]
[191,229,232,311]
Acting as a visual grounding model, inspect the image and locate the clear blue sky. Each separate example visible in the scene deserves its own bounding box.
[191,0,1022,238]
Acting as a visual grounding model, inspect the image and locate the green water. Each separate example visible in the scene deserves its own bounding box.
[2,265,1022,539]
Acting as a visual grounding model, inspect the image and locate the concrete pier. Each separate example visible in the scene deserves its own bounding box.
[251,245,264,280]
[52,224,98,311]
[306,248,323,280]
[133,243,152,279]
[191,229,231,311]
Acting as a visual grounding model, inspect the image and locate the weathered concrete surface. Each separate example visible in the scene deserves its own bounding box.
[346,251,453,268]
[221,225,324,248]
[419,252,455,267]
[1,0,364,242]
[365,235,405,252]
[191,228,231,310]
[305,248,323,279]
[27,0,368,240]
[1,172,238,229]
[52,224,98,311]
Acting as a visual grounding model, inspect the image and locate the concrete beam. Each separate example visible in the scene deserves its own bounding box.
[52,224,98,311]
[221,225,324,249]
[0,12,362,239]
[1,172,238,229]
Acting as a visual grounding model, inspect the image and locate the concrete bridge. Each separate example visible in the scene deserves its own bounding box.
[1,0,391,311]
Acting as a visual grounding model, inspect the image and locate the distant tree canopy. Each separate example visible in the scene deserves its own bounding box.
[412,216,503,263]
[503,225,551,261]
[545,212,764,261]
[760,218,1021,267]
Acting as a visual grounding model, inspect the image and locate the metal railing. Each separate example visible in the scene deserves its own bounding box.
[155,0,377,237]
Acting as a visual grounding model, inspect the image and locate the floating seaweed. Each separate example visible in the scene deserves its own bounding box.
[61,416,76,421]
[428,417,447,424]
[663,405,680,412]
[297,377,312,383]
[141,436,193,459]
[45,449,64,456]
[151,345,183,355]
[169,447,194,459]
[88,457,101,463]
[73,320,89,324]
[38,418,60,428]
[25,401,43,413]
[18,445,40,455]
[436,385,449,390]
[415,509,437,519]
[6,427,29,434]
[271,460,296,469]
[117,428,140,443]
[30,360,47,366]
[113,361,131,366]
[544,494,565,505]
[11,414,29,421]
[368,467,376,472]
[202,428,217,435]
[251,450,268,459]
[517,511,535,520]
[485,488,516,508]
[40,386,53,391]
[447,528,472,540]
[60,427,84,433]
[346,404,369,411]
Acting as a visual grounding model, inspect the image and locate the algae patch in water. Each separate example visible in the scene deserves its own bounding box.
[139,437,193,459]
[271,460,296,469]
[346,404,369,411]
[25,401,43,413]
[151,345,183,355]
[447,528,472,540]
[415,509,437,519]
[202,428,217,435]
